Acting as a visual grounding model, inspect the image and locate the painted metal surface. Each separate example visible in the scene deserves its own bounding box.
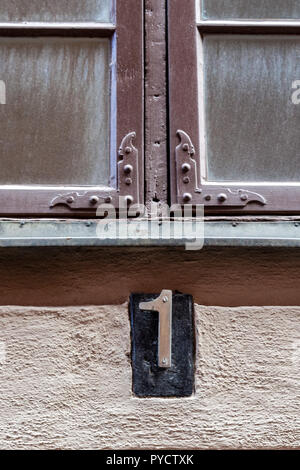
[139,290,172,368]
[175,130,267,207]
[0,219,299,247]
[49,132,140,210]
[130,292,195,397]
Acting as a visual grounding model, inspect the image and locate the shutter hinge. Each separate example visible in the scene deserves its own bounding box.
[49,132,139,210]
[175,129,267,207]
[117,131,139,206]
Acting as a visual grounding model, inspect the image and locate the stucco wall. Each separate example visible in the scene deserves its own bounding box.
[0,303,299,449]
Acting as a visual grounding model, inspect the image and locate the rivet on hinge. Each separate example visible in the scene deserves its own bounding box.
[124,164,133,174]
[175,130,267,207]
[218,193,228,203]
[176,130,199,204]
[182,163,191,173]
[183,193,192,203]
[118,132,139,205]
[89,196,100,205]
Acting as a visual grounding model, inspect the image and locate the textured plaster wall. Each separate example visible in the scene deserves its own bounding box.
[0,303,299,449]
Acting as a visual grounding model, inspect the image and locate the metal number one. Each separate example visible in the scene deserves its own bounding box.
[139,290,172,368]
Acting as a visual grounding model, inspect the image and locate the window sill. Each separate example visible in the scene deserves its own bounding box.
[0,218,299,248]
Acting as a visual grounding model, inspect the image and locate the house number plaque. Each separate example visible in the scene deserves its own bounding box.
[130,291,195,397]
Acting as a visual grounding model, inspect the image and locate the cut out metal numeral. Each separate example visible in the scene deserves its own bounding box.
[139,290,172,368]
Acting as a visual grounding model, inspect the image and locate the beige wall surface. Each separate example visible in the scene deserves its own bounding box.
[0,304,299,450]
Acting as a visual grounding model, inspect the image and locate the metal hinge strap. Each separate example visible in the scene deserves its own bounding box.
[175,129,267,207]
[50,132,139,210]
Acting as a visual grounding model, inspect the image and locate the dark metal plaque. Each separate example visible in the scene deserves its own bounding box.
[130,292,195,397]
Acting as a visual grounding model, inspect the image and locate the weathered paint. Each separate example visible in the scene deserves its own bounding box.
[1,246,300,307]
[145,0,168,208]
[1,219,300,247]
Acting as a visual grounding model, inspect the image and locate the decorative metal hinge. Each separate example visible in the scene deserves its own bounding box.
[117,131,139,205]
[50,132,139,210]
[175,130,267,207]
[175,130,200,204]
[50,192,113,210]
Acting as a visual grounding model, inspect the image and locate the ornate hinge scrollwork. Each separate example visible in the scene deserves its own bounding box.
[206,188,267,207]
[175,130,200,204]
[50,192,113,210]
[50,132,139,210]
[117,131,139,205]
[175,130,267,207]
